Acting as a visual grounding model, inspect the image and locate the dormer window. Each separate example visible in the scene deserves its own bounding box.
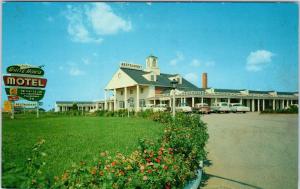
[151,75,155,81]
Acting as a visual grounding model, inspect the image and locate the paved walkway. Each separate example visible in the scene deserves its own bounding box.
[201,113,298,189]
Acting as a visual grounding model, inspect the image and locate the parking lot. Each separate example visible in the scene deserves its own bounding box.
[201,112,298,189]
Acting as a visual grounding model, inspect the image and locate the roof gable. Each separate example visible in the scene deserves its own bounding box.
[105,69,137,90]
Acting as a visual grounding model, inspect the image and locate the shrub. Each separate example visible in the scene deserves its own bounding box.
[261,105,298,114]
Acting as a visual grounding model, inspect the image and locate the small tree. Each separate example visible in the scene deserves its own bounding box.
[72,103,78,111]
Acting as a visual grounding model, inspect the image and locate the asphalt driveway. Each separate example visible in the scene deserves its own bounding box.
[201,113,298,189]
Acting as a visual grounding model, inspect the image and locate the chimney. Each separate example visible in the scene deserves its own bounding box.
[202,73,207,89]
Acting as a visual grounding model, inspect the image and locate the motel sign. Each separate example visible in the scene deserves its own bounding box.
[3,64,47,118]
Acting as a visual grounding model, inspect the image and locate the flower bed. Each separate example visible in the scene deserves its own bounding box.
[10,111,209,189]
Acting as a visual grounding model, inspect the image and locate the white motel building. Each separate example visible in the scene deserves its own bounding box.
[55,55,298,112]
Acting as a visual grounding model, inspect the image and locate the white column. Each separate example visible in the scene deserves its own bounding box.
[240,98,243,104]
[281,100,284,109]
[202,97,204,104]
[258,99,260,112]
[291,100,293,105]
[228,98,230,104]
[215,98,217,103]
[104,90,108,110]
[273,99,275,110]
[169,98,172,107]
[114,89,117,111]
[192,97,195,107]
[136,85,140,112]
[124,87,127,109]
[263,99,265,111]
[252,99,255,112]
[154,99,156,105]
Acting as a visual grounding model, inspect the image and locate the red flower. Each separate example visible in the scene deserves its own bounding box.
[155,158,161,163]
[165,182,171,189]
[111,161,116,166]
[163,165,168,170]
[146,158,151,162]
[119,170,125,176]
[147,169,152,173]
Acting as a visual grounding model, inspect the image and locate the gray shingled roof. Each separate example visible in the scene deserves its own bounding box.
[56,101,95,105]
[214,88,243,93]
[121,68,199,91]
[277,91,297,95]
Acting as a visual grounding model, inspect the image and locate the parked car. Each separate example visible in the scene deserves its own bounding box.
[193,103,211,114]
[176,103,193,113]
[210,102,231,113]
[141,104,155,111]
[153,104,168,112]
[229,103,250,113]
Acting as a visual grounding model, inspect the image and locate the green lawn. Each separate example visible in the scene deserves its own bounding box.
[2,116,164,182]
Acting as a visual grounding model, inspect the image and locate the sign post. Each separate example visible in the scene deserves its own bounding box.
[11,101,14,119]
[37,101,39,118]
[3,64,47,119]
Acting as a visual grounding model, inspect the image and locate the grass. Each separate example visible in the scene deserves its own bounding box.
[2,115,164,181]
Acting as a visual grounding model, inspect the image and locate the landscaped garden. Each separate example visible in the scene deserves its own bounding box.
[2,110,209,188]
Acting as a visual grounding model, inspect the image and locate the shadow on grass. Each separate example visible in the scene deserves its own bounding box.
[200,160,262,189]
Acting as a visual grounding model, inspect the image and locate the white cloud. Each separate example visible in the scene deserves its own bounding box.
[170,52,184,66]
[65,5,103,43]
[190,58,215,68]
[69,67,85,76]
[190,59,201,67]
[205,61,215,67]
[184,73,198,85]
[82,58,90,65]
[246,50,274,71]
[86,3,132,35]
[64,3,131,44]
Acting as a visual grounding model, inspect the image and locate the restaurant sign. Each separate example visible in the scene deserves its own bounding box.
[7,65,44,76]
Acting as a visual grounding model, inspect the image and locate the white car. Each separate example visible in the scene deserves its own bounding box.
[176,103,192,113]
[229,103,250,113]
[141,104,155,111]
[141,104,168,112]
[153,104,168,112]
[210,102,231,113]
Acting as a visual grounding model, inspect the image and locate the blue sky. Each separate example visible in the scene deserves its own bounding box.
[2,2,298,110]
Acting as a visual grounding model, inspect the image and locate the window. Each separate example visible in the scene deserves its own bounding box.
[151,75,154,81]
[119,101,125,109]
[141,88,144,94]
[130,89,133,94]
[121,91,123,95]
[139,99,145,107]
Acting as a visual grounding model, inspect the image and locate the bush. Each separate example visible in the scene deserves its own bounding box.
[261,105,298,114]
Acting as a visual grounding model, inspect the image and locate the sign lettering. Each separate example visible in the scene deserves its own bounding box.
[3,76,47,88]
[7,65,44,76]
[5,88,45,101]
